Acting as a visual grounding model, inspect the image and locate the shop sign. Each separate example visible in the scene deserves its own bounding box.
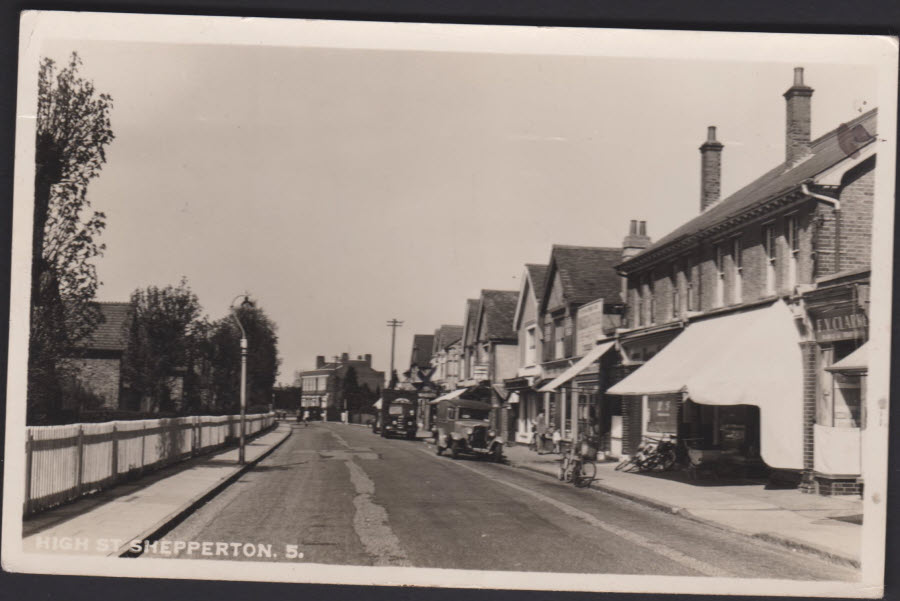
[813,307,868,342]
[647,396,678,434]
[576,299,605,354]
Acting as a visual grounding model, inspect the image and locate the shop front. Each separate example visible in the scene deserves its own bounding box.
[802,273,869,495]
[608,300,804,474]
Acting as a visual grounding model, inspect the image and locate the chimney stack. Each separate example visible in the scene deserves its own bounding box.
[784,67,814,166]
[622,220,651,261]
[364,353,372,366]
[699,126,724,211]
[340,352,349,363]
[316,355,325,368]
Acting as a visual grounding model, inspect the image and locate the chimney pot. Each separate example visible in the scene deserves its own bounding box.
[707,126,717,142]
[364,353,372,366]
[794,67,804,86]
[639,221,647,236]
[630,219,637,235]
[341,352,349,362]
[622,219,651,260]
[316,355,325,368]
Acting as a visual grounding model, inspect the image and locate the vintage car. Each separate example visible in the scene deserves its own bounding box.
[374,392,418,440]
[433,398,503,461]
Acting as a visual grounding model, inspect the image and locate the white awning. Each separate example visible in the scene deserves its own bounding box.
[826,342,867,372]
[373,398,383,410]
[538,341,616,392]
[507,392,520,404]
[607,300,804,470]
[428,388,468,405]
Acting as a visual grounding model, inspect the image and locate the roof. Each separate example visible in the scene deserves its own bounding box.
[621,108,878,269]
[432,325,464,353]
[439,398,493,410]
[298,359,383,377]
[410,334,435,367]
[525,264,549,302]
[463,298,480,346]
[77,302,132,352]
[478,289,519,341]
[543,245,624,309]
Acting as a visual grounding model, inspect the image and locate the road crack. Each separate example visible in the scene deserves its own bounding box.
[345,458,411,567]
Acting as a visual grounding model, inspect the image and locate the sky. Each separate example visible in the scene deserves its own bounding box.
[40,35,878,384]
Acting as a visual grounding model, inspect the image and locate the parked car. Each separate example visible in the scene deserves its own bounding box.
[433,398,503,461]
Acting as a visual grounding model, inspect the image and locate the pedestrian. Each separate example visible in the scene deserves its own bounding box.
[302,409,310,427]
[534,411,547,455]
[552,426,562,454]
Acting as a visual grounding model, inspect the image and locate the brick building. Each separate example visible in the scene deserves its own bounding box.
[607,68,876,495]
[533,245,625,447]
[67,302,133,410]
[504,264,548,444]
[298,353,384,420]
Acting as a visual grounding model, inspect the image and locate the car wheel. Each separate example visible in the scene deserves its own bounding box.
[450,443,459,459]
[436,444,443,456]
[492,446,503,463]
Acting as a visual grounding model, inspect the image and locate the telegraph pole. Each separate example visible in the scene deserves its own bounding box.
[386,318,403,385]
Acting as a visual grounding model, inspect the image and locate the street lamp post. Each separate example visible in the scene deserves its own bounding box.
[231,294,252,465]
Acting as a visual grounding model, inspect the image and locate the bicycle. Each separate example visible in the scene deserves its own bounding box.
[614,435,677,473]
[558,439,597,488]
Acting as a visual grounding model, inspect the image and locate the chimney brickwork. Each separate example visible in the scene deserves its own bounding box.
[699,126,724,211]
[622,220,651,260]
[316,355,325,368]
[784,67,814,166]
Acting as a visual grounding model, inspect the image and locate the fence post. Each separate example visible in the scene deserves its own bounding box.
[111,423,119,485]
[140,422,146,474]
[75,425,84,496]
[24,430,33,515]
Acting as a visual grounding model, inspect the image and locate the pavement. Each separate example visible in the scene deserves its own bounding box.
[22,422,292,557]
[500,443,863,568]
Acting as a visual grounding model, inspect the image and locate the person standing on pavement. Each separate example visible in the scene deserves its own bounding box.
[302,409,310,427]
[534,411,547,455]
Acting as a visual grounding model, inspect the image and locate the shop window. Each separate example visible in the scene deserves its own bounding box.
[685,256,694,312]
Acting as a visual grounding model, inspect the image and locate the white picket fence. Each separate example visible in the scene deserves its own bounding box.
[24,413,275,515]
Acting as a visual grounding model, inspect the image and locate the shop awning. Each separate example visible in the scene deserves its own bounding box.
[826,342,868,373]
[428,388,468,405]
[507,392,520,404]
[373,398,383,410]
[607,300,804,470]
[538,341,616,393]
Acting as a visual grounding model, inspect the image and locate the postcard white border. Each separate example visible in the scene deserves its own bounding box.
[4,11,897,597]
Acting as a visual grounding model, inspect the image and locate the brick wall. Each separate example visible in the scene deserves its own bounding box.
[70,357,122,409]
[621,395,643,455]
[799,341,818,492]
[837,158,875,272]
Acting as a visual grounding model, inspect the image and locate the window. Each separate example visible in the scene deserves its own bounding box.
[525,326,536,365]
[635,280,644,327]
[685,257,694,312]
[647,274,656,325]
[554,317,565,358]
[671,262,680,319]
[732,237,743,304]
[786,214,799,289]
[763,223,776,295]
[714,244,725,308]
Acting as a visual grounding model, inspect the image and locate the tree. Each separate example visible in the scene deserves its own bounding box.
[28,52,114,423]
[121,279,204,413]
[207,300,280,412]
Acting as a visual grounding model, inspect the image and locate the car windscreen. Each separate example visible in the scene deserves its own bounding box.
[458,409,489,421]
[388,405,405,415]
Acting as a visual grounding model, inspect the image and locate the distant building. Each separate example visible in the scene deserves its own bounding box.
[297,353,384,420]
[430,324,464,392]
[67,302,133,410]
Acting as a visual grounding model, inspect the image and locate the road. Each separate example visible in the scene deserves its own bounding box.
[157,422,855,579]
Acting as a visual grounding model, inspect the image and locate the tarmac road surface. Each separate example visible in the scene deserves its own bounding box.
[158,422,856,580]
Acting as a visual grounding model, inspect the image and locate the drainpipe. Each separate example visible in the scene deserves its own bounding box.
[802,183,842,272]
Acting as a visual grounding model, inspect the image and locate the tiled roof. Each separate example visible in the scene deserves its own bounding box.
[525,264,549,302]
[549,245,624,306]
[77,302,132,352]
[432,325,464,353]
[479,289,519,341]
[622,108,878,268]
[410,334,435,366]
[463,298,480,346]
